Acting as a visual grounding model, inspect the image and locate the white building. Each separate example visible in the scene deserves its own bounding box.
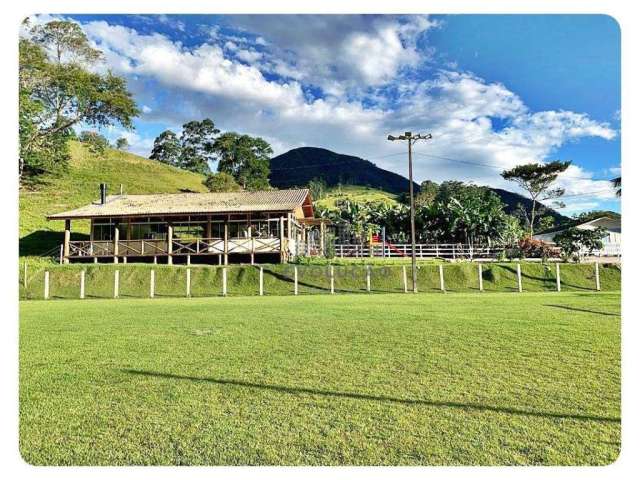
[534,216,621,257]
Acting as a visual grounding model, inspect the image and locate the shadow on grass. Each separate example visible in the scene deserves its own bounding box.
[544,304,621,317]
[122,369,620,424]
[500,265,591,291]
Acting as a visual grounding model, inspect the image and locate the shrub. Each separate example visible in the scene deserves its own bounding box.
[553,227,606,262]
[517,237,558,260]
[79,131,110,154]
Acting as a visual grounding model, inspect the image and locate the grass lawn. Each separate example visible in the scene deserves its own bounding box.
[19,292,620,466]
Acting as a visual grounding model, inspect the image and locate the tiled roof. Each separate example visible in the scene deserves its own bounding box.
[48,189,311,219]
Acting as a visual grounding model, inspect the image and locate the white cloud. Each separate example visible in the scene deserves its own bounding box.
[72,16,618,212]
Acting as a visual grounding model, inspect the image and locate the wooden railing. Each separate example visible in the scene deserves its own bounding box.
[67,237,281,258]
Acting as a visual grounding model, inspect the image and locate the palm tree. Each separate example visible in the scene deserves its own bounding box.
[611,176,621,197]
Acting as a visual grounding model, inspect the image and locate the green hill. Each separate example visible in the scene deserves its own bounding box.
[315,185,400,210]
[20,141,207,256]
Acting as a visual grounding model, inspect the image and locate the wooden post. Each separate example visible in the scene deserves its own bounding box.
[44,271,49,300]
[153,256,157,265]
[259,266,264,296]
[320,221,326,255]
[59,244,63,265]
[516,262,522,293]
[366,265,371,292]
[23,262,27,288]
[478,263,483,292]
[279,216,285,263]
[186,268,191,297]
[150,269,155,298]
[218,254,222,265]
[294,266,298,295]
[123,256,127,264]
[330,266,335,294]
[80,270,85,299]
[222,267,227,296]
[402,265,408,293]
[439,264,445,292]
[93,257,98,264]
[63,219,71,264]
[595,262,601,291]
[167,224,173,265]
[113,223,119,264]
[187,254,191,266]
[223,222,229,265]
[251,238,255,265]
[114,269,119,298]
[556,262,561,292]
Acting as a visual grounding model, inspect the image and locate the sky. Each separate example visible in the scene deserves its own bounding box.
[31,14,621,214]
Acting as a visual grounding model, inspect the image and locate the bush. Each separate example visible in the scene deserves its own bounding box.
[79,131,110,154]
[553,227,606,262]
[516,237,558,260]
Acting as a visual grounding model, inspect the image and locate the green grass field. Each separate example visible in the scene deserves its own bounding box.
[19,292,620,465]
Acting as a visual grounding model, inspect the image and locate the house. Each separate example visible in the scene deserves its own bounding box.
[47,185,328,264]
[533,216,621,257]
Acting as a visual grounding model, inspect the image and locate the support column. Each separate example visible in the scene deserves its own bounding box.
[63,219,71,264]
[167,223,173,265]
[206,216,212,240]
[113,223,119,264]
[320,221,326,256]
[279,216,286,263]
[223,221,229,265]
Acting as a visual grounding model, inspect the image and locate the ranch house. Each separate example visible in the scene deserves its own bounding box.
[47,185,328,264]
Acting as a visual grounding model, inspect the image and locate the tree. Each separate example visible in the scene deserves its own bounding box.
[115,137,129,151]
[179,119,220,174]
[149,130,181,166]
[611,176,621,197]
[215,132,273,190]
[203,172,241,192]
[501,161,571,237]
[415,180,439,206]
[19,20,139,181]
[553,226,607,262]
[308,178,328,201]
[79,130,110,154]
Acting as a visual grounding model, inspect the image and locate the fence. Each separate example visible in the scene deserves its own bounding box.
[19,262,620,301]
[333,243,505,259]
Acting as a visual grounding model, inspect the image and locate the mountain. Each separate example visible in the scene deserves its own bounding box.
[270,146,568,223]
[270,147,419,195]
[20,141,208,256]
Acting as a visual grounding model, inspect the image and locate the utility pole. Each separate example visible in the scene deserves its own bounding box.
[387,131,432,293]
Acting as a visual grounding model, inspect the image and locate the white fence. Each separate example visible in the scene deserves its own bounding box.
[333,243,504,259]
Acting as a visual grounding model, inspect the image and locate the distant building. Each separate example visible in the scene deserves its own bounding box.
[533,216,621,257]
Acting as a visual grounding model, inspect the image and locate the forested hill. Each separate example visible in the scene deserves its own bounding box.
[269,147,419,195]
[270,147,568,223]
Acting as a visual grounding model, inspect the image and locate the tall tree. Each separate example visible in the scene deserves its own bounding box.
[149,130,181,166]
[501,161,570,237]
[215,132,272,190]
[19,19,139,180]
[179,119,220,174]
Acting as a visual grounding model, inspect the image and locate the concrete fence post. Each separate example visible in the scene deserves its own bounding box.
[150,269,155,298]
[330,266,335,294]
[259,266,264,296]
[402,265,408,293]
[366,265,371,292]
[114,270,119,299]
[516,262,522,293]
[44,271,49,300]
[186,268,191,297]
[439,264,445,292]
[478,263,483,292]
[222,267,227,297]
[294,266,299,295]
[187,254,191,266]
[556,263,561,292]
[595,262,601,291]
[80,270,85,299]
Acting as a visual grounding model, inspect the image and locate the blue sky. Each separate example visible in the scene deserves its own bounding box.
[42,14,620,214]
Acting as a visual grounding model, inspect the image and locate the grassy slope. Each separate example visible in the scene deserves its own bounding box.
[19,262,621,300]
[19,292,620,465]
[314,185,399,209]
[19,141,207,256]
